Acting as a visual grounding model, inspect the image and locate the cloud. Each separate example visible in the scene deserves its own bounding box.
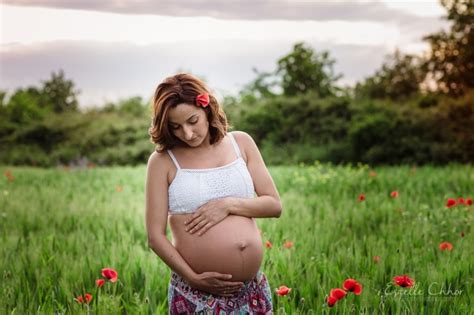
[4,0,442,25]
[1,39,397,107]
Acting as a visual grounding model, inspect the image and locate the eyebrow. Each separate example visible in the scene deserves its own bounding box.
[169,114,198,125]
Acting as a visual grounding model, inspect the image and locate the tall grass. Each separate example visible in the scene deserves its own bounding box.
[1,162,472,314]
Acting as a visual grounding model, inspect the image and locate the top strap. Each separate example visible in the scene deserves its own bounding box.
[167,150,181,169]
[228,133,242,158]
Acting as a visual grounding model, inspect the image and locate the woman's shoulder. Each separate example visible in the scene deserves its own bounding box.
[229,131,259,160]
[146,149,173,174]
[230,131,256,149]
[230,130,254,144]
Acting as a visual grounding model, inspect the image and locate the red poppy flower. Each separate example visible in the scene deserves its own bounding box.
[85,293,92,303]
[327,295,338,307]
[439,242,453,251]
[358,194,365,202]
[196,93,210,107]
[466,198,473,206]
[101,268,118,282]
[4,171,14,182]
[96,279,105,288]
[283,241,294,249]
[457,197,465,204]
[446,198,456,208]
[390,191,399,198]
[373,255,381,263]
[275,285,291,296]
[343,278,362,295]
[393,275,414,288]
[75,293,93,304]
[330,288,346,300]
[265,241,272,249]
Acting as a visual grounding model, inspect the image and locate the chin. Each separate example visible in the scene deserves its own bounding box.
[186,138,202,147]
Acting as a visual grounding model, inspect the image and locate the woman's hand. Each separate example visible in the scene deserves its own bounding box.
[184,198,232,236]
[188,272,244,297]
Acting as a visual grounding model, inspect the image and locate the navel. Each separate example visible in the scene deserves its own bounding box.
[238,241,248,251]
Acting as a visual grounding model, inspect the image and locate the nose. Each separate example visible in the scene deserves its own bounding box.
[182,125,194,140]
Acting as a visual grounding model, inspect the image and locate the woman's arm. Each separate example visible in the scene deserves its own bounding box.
[145,152,196,281]
[184,131,282,235]
[145,151,243,296]
[226,131,282,218]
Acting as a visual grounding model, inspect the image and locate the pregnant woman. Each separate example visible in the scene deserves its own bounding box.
[145,73,282,314]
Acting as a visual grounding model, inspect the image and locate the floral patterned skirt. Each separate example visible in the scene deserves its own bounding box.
[168,270,273,314]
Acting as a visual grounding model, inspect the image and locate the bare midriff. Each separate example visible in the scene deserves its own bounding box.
[169,214,264,282]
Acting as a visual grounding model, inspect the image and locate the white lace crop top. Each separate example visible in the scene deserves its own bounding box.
[167,133,255,215]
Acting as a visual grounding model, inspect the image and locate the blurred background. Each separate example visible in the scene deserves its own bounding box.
[1,0,472,167]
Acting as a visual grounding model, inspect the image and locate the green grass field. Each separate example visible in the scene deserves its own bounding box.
[1,163,473,314]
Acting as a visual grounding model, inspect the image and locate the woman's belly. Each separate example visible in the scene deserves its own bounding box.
[169,214,263,282]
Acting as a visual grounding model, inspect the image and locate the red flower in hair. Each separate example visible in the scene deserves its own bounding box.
[196,93,210,107]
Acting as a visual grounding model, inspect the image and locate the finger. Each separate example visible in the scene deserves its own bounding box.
[197,222,213,236]
[214,273,233,280]
[186,216,205,232]
[189,219,208,234]
[184,213,201,227]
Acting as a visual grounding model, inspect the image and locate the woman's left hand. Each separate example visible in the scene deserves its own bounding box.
[184,198,232,236]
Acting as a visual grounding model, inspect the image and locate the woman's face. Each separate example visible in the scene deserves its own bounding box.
[168,103,210,148]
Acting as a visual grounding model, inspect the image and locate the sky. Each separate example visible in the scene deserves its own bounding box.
[0,0,450,108]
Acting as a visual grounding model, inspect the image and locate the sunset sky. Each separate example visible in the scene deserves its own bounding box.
[1,1,450,108]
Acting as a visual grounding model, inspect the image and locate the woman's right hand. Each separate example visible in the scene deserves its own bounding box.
[188,272,244,297]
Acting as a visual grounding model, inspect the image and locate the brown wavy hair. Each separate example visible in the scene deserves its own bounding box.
[149,73,228,152]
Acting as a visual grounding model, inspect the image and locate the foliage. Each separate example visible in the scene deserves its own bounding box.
[355,50,426,101]
[276,42,342,97]
[1,164,472,313]
[41,70,80,112]
[423,0,474,96]
[239,42,342,100]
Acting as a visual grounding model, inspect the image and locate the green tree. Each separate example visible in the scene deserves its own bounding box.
[3,87,49,123]
[238,68,279,103]
[238,42,341,101]
[276,42,342,97]
[423,0,474,96]
[41,70,80,112]
[355,50,425,100]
